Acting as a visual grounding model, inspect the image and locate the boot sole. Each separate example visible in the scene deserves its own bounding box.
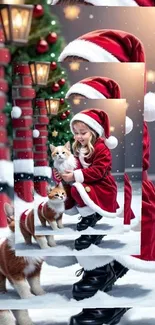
[75,235,104,251]
[73,274,116,301]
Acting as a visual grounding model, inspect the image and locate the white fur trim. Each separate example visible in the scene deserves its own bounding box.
[58,39,120,63]
[86,0,138,5]
[70,113,103,136]
[34,166,52,178]
[72,182,120,218]
[76,205,94,217]
[105,136,118,149]
[125,116,133,135]
[65,83,106,99]
[115,255,155,272]
[77,256,114,271]
[14,159,34,173]
[65,206,79,215]
[0,160,13,186]
[51,0,59,3]
[144,92,155,122]
[74,169,84,183]
[123,224,131,232]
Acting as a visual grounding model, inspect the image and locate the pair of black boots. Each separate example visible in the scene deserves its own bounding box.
[77,212,102,231]
[69,308,129,325]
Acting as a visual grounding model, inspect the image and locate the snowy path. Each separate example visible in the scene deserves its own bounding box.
[10,307,155,325]
[1,261,155,309]
[15,230,140,256]
[34,188,141,236]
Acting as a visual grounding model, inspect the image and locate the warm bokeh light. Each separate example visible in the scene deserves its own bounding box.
[63,5,80,20]
[69,62,80,71]
[146,70,155,82]
[73,98,81,105]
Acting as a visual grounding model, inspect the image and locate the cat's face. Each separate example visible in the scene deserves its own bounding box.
[50,142,71,163]
[48,185,67,203]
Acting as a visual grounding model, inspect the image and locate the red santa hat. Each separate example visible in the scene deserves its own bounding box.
[70,108,118,149]
[66,76,133,135]
[59,29,155,123]
[51,0,152,5]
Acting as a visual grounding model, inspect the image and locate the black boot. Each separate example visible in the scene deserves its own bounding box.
[112,260,129,279]
[77,213,100,231]
[72,263,116,301]
[74,235,105,251]
[69,308,129,325]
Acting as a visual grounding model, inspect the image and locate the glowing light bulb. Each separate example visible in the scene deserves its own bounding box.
[14,13,23,28]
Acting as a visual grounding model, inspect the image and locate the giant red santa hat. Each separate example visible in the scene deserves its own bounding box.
[52,0,153,6]
[66,76,133,135]
[59,29,155,123]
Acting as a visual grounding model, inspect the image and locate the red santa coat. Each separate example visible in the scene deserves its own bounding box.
[124,173,135,226]
[72,137,119,217]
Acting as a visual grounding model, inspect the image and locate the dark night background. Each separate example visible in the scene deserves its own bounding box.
[69,99,126,177]
[50,6,155,179]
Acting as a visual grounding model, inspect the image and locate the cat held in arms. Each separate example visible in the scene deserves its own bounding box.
[0,203,45,299]
[0,310,33,325]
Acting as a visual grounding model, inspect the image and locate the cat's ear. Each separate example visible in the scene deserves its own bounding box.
[57,182,64,189]
[50,144,55,152]
[46,184,53,194]
[4,202,14,218]
[64,141,71,151]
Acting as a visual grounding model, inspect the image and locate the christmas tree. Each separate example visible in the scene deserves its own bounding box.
[4,0,73,164]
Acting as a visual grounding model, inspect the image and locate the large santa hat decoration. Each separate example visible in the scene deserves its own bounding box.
[59,29,155,123]
[70,108,118,149]
[66,76,133,135]
[51,0,153,6]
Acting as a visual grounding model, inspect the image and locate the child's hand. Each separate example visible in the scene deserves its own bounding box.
[53,168,62,181]
[61,170,75,182]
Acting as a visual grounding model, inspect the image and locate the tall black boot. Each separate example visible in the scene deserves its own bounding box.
[72,263,116,301]
[69,308,130,325]
[77,213,99,231]
[74,235,105,251]
[112,260,129,279]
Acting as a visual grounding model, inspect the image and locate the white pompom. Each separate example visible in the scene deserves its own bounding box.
[11,106,22,118]
[144,92,155,122]
[125,116,133,135]
[105,136,118,149]
[33,129,40,138]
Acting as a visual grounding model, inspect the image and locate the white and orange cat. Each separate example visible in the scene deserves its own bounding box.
[0,203,45,299]
[0,310,33,325]
[38,183,67,230]
[50,141,77,176]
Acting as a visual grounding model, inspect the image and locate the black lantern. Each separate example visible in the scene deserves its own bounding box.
[45,98,60,115]
[29,61,50,86]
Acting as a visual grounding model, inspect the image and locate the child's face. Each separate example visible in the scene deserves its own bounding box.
[73,122,92,146]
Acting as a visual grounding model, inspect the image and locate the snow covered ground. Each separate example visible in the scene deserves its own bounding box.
[15,227,140,256]
[34,183,142,236]
[1,260,155,309]
[6,307,155,325]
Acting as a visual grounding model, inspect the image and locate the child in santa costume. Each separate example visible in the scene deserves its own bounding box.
[66,76,135,250]
[52,0,154,7]
[55,108,120,233]
[58,29,155,307]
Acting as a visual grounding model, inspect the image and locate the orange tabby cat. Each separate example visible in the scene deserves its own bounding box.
[38,183,67,230]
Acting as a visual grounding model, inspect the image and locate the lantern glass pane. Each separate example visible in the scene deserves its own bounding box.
[10,7,32,43]
[29,63,36,84]
[0,8,10,41]
[36,63,50,85]
[49,100,59,115]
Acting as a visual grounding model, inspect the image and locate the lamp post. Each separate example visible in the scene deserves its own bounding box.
[0,20,11,228]
[29,61,51,197]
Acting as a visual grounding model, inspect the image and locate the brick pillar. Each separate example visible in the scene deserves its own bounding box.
[33,98,51,196]
[12,62,35,203]
[0,25,11,228]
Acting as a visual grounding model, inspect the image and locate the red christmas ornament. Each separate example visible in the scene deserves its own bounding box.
[36,39,49,54]
[50,61,57,70]
[60,113,67,120]
[52,83,60,92]
[60,98,65,105]
[33,5,44,18]
[58,78,66,86]
[65,110,70,116]
[46,32,58,44]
